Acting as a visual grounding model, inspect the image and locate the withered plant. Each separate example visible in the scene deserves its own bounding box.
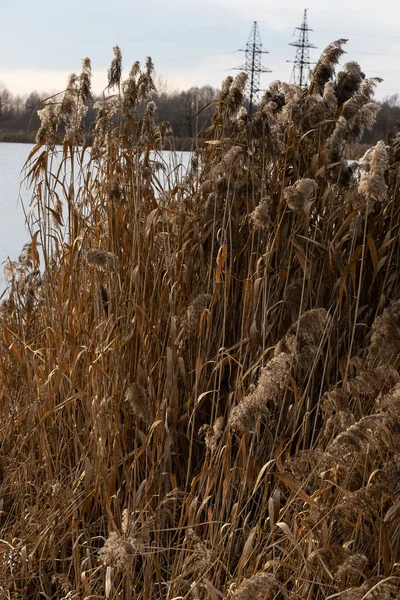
[1,41,400,599]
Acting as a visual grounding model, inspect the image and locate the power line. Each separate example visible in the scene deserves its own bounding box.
[234,21,271,113]
[288,9,317,87]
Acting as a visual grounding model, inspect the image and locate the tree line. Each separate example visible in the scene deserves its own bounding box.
[0,82,218,147]
[0,81,399,148]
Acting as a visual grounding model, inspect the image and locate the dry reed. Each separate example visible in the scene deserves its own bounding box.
[1,42,400,600]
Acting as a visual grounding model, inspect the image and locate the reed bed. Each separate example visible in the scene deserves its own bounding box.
[1,41,400,599]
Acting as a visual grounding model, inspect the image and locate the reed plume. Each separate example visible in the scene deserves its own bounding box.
[108,45,122,89]
[310,38,348,94]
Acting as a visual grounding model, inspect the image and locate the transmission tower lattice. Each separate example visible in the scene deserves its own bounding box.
[288,9,317,87]
[234,21,271,113]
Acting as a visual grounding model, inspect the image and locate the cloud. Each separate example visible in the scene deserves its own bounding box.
[0,69,109,96]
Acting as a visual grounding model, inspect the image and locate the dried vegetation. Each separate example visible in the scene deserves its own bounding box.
[1,41,400,599]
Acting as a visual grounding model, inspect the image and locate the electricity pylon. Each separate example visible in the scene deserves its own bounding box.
[288,9,317,87]
[234,21,271,113]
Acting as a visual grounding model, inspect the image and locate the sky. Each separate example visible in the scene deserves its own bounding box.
[1,0,400,101]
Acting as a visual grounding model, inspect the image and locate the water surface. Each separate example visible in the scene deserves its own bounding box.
[0,143,34,287]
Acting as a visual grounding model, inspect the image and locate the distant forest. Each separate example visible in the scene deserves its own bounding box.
[0,82,399,149]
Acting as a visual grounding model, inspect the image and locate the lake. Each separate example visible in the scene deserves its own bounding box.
[0,143,33,288]
[0,143,191,291]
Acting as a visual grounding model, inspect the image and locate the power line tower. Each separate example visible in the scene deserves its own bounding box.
[288,9,317,87]
[235,21,271,113]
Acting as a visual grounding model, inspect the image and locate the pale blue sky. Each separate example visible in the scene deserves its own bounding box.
[0,0,399,100]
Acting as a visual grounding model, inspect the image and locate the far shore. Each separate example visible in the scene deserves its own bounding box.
[0,130,200,152]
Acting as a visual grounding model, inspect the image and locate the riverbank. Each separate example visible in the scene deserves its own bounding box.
[0,128,35,143]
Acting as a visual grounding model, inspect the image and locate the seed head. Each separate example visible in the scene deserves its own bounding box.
[185,293,212,337]
[358,140,388,204]
[284,178,318,214]
[125,382,152,424]
[229,352,293,433]
[334,62,365,105]
[79,56,92,106]
[250,198,272,229]
[36,102,59,145]
[228,72,247,115]
[86,250,115,271]
[368,299,400,364]
[108,45,122,89]
[311,39,348,94]
[229,573,284,600]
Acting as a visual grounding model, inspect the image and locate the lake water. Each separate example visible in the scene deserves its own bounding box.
[0,143,191,291]
[0,143,33,288]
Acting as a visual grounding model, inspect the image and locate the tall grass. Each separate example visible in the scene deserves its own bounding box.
[1,41,400,599]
